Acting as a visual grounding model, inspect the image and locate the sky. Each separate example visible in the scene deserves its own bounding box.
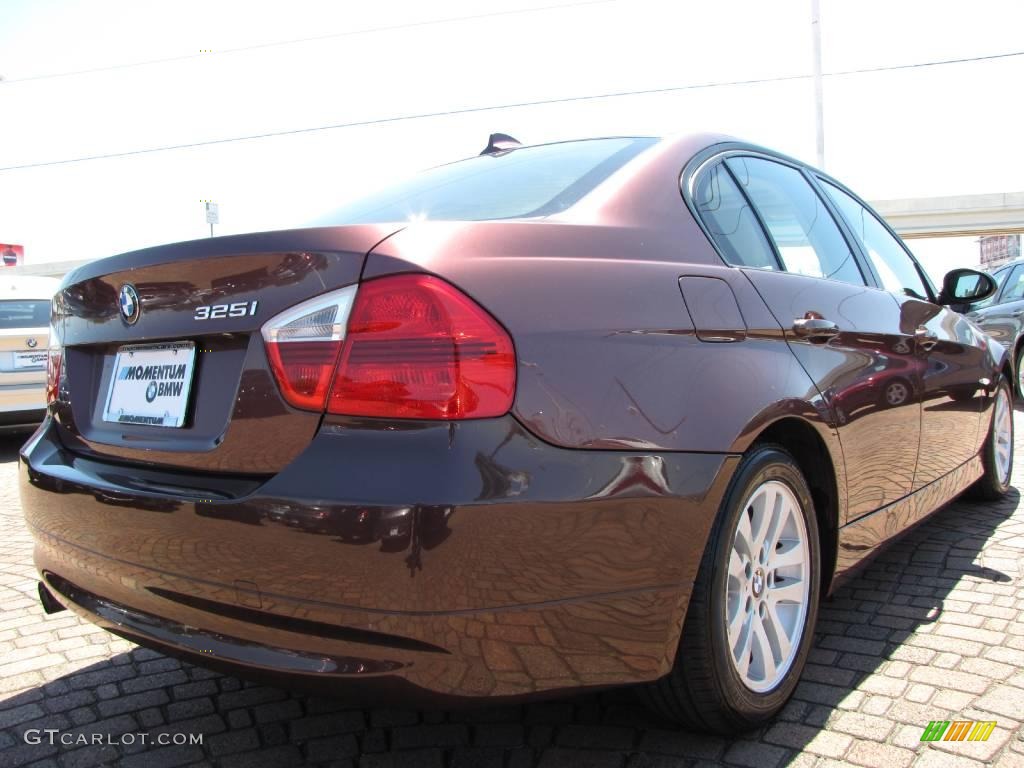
[1,0,1023,283]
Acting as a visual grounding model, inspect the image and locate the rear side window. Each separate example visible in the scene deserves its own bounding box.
[0,300,49,329]
[313,137,659,224]
[727,157,865,286]
[821,181,930,300]
[693,163,778,270]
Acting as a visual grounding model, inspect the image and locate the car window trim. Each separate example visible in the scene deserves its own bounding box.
[681,145,877,289]
[980,265,1012,307]
[991,266,1013,304]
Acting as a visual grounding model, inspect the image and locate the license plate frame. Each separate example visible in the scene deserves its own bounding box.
[102,341,197,428]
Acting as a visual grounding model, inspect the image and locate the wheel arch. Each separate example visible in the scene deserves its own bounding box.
[750,417,840,596]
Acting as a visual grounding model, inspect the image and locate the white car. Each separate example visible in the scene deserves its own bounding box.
[1,276,59,432]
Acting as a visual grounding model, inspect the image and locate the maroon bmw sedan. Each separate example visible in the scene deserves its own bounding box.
[20,133,1012,733]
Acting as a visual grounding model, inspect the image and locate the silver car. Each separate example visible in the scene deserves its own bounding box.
[1,276,58,432]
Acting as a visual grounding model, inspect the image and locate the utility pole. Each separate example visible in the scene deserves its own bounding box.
[811,0,825,169]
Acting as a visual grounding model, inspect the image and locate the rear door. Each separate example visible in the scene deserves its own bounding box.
[697,154,923,523]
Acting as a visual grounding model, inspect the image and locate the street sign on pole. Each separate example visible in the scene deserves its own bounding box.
[205,202,219,237]
[1,244,24,267]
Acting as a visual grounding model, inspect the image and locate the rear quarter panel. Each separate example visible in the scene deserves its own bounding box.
[363,222,842,463]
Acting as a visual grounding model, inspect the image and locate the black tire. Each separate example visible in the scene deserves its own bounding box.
[641,444,821,734]
[968,377,1014,501]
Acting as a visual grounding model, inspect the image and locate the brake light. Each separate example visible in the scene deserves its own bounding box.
[328,274,515,419]
[261,275,516,419]
[46,322,61,405]
[261,286,356,411]
[45,349,61,405]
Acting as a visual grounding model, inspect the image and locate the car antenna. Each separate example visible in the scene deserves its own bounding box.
[479,133,522,156]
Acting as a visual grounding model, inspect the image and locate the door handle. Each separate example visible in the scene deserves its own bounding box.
[915,326,939,350]
[792,317,840,339]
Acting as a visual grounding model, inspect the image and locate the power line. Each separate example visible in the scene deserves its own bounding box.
[829,49,1024,76]
[2,50,1020,173]
[0,0,615,84]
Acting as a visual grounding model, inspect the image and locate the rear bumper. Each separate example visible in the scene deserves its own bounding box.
[20,415,736,701]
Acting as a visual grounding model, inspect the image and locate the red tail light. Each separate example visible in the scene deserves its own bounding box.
[328,274,515,419]
[46,322,62,405]
[262,275,516,420]
[45,349,61,405]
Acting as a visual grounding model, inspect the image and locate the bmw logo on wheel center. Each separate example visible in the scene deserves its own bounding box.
[118,284,140,324]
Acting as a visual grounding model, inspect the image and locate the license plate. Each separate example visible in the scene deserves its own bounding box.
[14,351,47,369]
[102,342,196,428]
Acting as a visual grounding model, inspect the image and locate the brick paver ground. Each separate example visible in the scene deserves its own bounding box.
[2,418,1023,768]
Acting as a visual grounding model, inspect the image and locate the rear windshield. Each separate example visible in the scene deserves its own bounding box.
[313,137,659,225]
[0,300,49,329]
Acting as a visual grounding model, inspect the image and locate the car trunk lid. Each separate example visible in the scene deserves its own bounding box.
[53,225,400,475]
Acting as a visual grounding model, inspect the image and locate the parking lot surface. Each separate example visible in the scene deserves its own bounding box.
[1,423,1023,768]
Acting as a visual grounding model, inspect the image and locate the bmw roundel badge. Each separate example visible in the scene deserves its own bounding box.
[119,284,140,324]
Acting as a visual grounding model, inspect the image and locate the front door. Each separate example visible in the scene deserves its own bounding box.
[900,296,991,486]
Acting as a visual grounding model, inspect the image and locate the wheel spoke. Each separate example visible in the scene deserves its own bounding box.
[753,486,779,554]
[770,577,804,604]
[770,539,804,570]
[752,615,777,682]
[729,549,745,581]
[727,602,748,651]
[765,597,793,661]
[734,614,753,678]
[735,509,754,559]
[763,498,785,559]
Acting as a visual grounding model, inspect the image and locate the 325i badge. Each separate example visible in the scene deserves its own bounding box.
[194,301,258,320]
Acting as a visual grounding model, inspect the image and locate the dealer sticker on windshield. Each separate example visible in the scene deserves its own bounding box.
[102,341,196,428]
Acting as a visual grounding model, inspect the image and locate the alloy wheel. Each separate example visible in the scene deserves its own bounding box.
[725,480,811,693]
[994,385,1013,486]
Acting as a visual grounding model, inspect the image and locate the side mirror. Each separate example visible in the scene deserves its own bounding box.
[938,268,997,307]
